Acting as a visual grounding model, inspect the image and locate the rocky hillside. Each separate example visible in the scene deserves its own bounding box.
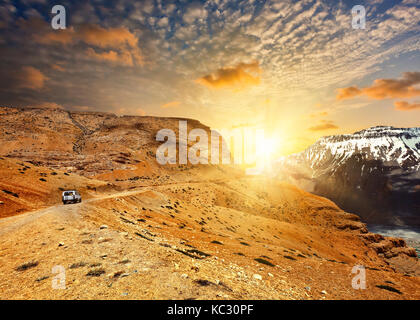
[0,106,213,179]
[275,126,420,226]
[0,108,418,299]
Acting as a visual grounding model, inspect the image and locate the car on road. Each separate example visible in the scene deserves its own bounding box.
[62,190,82,204]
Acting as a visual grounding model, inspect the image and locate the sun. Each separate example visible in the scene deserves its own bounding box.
[256,135,280,164]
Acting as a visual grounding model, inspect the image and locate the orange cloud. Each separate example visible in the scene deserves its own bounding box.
[160,101,181,108]
[337,72,420,100]
[394,101,420,111]
[78,24,138,48]
[16,66,48,90]
[86,48,141,67]
[309,120,338,131]
[196,61,261,90]
[336,86,362,100]
[35,23,144,66]
[309,111,328,118]
[38,28,75,45]
[52,64,65,72]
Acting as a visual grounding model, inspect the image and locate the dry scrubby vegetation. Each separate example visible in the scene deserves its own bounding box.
[0,107,418,300]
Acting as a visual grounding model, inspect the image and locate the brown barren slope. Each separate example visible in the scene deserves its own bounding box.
[0,106,418,299]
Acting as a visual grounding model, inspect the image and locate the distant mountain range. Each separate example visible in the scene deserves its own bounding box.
[275,126,420,226]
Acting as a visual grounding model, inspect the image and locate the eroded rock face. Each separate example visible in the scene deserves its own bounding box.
[276,126,420,226]
[0,106,211,177]
[0,107,418,292]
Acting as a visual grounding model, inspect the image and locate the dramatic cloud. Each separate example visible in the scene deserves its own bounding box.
[51,64,65,72]
[394,101,420,111]
[309,111,328,118]
[196,61,261,90]
[86,47,142,67]
[309,120,339,131]
[77,24,139,48]
[337,72,420,100]
[0,0,419,143]
[16,66,47,90]
[37,23,144,66]
[336,87,362,100]
[161,101,181,108]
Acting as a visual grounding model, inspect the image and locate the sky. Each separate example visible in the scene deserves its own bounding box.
[0,0,419,155]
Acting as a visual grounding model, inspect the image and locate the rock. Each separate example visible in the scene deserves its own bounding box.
[268,273,274,277]
[0,201,4,205]
[181,273,189,279]
[100,225,108,230]
[305,286,311,291]
[174,263,179,270]
[321,290,327,295]
[253,274,262,280]
[58,242,65,247]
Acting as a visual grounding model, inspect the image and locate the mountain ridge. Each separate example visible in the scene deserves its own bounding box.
[275,126,420,226]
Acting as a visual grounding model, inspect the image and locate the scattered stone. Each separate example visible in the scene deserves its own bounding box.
[253,274,262,280]
[175,248,211,260]
[100,225,108,230]
[35,276,49,282]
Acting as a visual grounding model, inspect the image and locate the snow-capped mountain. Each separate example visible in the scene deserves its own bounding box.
[276,126,420,226]
[280,126,420,175]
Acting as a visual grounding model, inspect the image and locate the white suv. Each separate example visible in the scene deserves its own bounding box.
[62,190,82,204]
